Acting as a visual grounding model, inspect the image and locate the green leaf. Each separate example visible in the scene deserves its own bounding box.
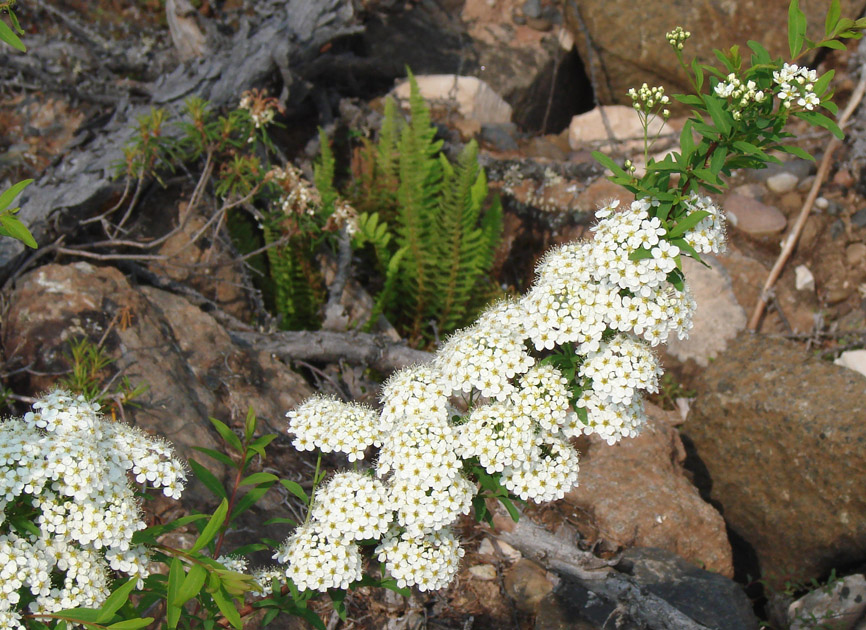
[820,39,848,50]
[674,94,703,107]
[329,589,348,620]
[176,564,208,608]
[0,179,33,211]
[788,0,807,58]
[189,458,227,500]
[591,150,629,178]
[192,446,236,468]
[244,405,257,442]
[680,120,695,162]
[0,19,26,52]
[826,0,841,36]
[813,69,835,97]
[209,417,243,454]
[279,479,309,504]
[0,214,37,248]
[690,57,704,92]
[702,94,731,135]
[96,577,139,623]
[498,496,521,522]
[132,513,209,545]
[777,144,815,161]
[668,210,711,238]
[190,498,229,553]
[709,145,728,176]
[670,238,706,265]
[629,247,654,261]
[794,110,844,139]
[211,585,242,629]
[166,558,184,629]
[239,472,279,487]
[230,481,276,520]
[107,620,155,629]
[747,40,771,64]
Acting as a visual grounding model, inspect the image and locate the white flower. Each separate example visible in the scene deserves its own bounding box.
[275,524,363,592]
[287,396,383,461]
[310,472,392,541]
[376,528,464,591]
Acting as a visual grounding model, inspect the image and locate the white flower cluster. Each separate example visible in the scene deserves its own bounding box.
[773,62,820,110]
[0,391,186,621]
[287,395,384,461]
[713,73,767,120]
[681,193,727,255]
[283,195,726,593]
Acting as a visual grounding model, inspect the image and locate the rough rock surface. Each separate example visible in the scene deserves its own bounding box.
[564,0,866,107]
[685,333,866,587]
[535,547,758,630]
[2,263,313,487]
[666,256,746,367]
[788,573,866,630]
[564,403,734,577]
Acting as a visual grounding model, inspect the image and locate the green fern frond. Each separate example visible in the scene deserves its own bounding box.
[263,225,322,330]
[363,246,408,332]
[353,211,392,271]
[396,70,444,335]
[314,127,338,219]
[433,140,497,332]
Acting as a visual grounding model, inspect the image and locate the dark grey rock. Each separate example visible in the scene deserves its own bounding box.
[852,208,866,228]
[535,547,759,630]
[617,548,759,630]
[523,0,543,19]
[480,122,520,151]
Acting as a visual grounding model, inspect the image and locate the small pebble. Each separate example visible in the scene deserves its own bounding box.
[794,265,815,292]
[852,208,866,228]
[814,196,829,210]
[522,0,542,19]
[846,242,866,266]
[469,564,498,581]
[766,172,799,194]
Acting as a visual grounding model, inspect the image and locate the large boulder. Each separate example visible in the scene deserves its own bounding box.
[685,333,866,587]
[564,402,734,577]
[564,0,866,106]
[1,263,313,498]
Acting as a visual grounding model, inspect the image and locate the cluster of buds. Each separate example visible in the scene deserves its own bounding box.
[665,26,690,50]
[773,62,820,110]
[713,73,767,120]
[628,83,671,120]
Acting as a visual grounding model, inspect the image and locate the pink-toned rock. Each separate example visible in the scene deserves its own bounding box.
[2,263,313,502]
[569,105,666,152]
[724,193,787,235]
[574,177,634,214]
[564,402,734,577]
[686,334,866,588]
[563,0,860,107]
[392,75,512,124]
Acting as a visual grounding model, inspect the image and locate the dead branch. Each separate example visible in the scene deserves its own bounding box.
[229,329,431,375]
